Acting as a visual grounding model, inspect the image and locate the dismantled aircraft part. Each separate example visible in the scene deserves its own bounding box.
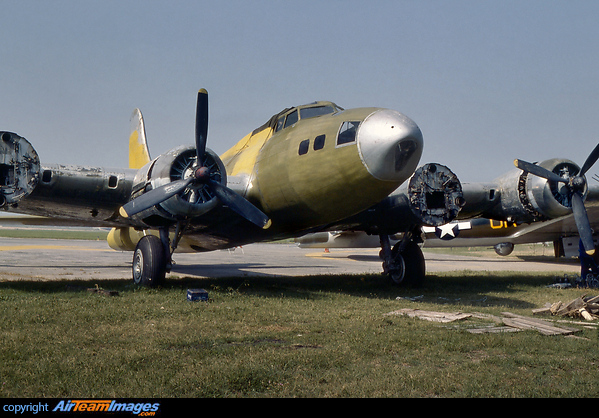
[494,242,514,256]
[18,164,135,224]
[0,132,40,207]
[407,163,464,227]
[515,143,599,254]
[122,90,271,231]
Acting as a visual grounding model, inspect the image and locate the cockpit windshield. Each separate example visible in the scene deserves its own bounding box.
[273,102,341,133]
[300,105,336,120]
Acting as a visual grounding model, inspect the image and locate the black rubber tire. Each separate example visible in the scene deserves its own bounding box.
[392,241,425,287]
[132,235,167,287]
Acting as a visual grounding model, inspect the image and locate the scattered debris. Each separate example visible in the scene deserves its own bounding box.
[467,325,521,334]
[532,294,599,321]
[65,284,119,296]
[86,287,119,297]
[395,295,424,302]
[385,308,471,323]
[386,308,584,336]
[500,312,580,336]
[552,274,599,289]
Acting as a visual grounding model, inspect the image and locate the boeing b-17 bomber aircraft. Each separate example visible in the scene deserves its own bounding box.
[3,89,598,287]
[0,89,466,286]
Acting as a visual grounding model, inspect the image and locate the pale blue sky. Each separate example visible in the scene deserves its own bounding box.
[2,0,599,182]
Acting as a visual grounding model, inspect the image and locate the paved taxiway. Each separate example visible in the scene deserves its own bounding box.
[0,237,581,281]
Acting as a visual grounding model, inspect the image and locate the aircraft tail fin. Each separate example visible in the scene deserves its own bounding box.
[129,108,151,169]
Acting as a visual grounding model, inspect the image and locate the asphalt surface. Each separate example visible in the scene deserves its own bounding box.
[0,237,581,282]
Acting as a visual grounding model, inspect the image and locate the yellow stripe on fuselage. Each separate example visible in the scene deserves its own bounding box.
[220,126,274,177]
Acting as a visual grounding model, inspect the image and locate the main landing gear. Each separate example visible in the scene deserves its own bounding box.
[379,229,425,286]
[132,224,186,287]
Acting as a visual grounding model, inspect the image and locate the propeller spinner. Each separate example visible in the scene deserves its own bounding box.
[514,143,599,255]
[120,89,271,230]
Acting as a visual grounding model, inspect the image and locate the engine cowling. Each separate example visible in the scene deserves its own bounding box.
[128,145,227,225]
[0,132,40,207]
[524,158,583,219]
[490,158,582,223]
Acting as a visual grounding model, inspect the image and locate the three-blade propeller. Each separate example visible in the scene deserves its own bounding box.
[514,143,599,255]
[120,89,271,230]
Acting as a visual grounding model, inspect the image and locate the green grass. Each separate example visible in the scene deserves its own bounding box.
[1,271,597,398]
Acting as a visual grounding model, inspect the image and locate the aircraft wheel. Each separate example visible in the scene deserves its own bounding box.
[392,241,425,287]
[132,235,167,287]
[385,253,405,285]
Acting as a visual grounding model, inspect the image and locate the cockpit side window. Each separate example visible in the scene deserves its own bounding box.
[284,110,298,129]
[337,121,360,146]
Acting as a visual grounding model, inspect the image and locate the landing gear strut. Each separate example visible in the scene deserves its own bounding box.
[379,228,425,286]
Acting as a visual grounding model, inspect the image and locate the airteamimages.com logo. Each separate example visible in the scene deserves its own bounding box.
[53,400,160,415]
[3,400,161,416]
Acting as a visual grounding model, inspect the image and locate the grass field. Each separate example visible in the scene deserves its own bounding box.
[1,266,597,398]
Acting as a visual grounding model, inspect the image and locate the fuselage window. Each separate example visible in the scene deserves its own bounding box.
[313,134,325,150]
[298,139,310,155]
[300,106,335,120]
[337,121,360,145]
[284,110,299,129]
[108,175,119,189]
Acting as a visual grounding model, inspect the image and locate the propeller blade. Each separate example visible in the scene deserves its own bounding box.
[119,178,193,218]
[208,180,271,229]
[195,89,209,163]
[572,192,595,255]
[579,143,599,176]
[514,159,567,184]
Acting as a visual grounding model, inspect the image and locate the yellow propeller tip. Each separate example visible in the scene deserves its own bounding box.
[119,207,129,218]
[198,88,208,95]
[263,219,272,230]
[587,249,595,256]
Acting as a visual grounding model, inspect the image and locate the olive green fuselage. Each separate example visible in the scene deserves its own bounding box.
[250,108,396,231]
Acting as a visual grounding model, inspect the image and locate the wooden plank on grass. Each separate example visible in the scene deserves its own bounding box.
[467,326,521,334]
[501,312,579,336]
[386,309,471,323]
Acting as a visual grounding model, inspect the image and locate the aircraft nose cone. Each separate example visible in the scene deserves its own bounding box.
[357,109,423,182]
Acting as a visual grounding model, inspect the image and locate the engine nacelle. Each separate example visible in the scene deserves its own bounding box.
[407,163,464,227]
[0,132,40,207]
[489,158,581,223]
[350,163,464,235]
[128,145,227,225]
